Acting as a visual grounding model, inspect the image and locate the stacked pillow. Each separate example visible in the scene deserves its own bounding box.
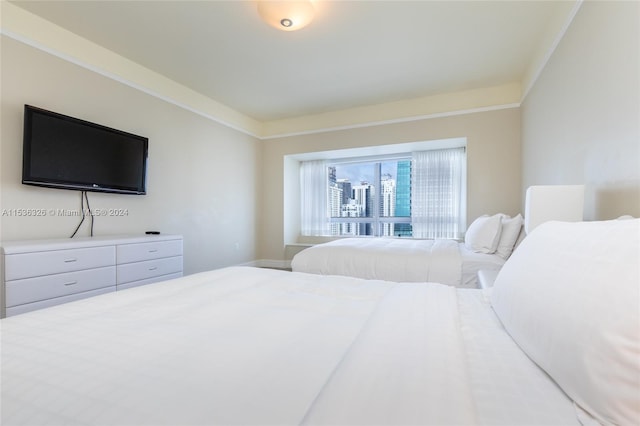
[464,213,523,259]
[496,214,524,259]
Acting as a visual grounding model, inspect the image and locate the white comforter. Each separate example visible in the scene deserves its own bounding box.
[1,266,578,425]
[2,267,473,425]
[291,238,463,286]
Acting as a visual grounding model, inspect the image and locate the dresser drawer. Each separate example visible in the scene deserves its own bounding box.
[6,266,116,307]
[117,239,183,264]
[117,256,183,284]
[5,246,116,281]
[6,287,116,317]
[118,272,183,291]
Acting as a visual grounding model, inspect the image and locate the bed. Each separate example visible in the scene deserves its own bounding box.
[291,214,522,287]
[291,238,505,287]
[2,219,638,426]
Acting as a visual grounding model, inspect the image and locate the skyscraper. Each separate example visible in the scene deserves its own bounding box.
[328,184,343,235]
[381,174,396,236]
[395,160,412,236]
[336,179,352,205]
[328,166,336,185]
[352,183,373,235]
[340,201,362,235]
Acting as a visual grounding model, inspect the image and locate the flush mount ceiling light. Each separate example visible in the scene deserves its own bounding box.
[257,1,316,32]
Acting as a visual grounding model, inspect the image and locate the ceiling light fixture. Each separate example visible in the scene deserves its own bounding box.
[257,1,316,32]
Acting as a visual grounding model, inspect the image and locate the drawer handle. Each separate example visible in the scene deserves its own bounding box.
[148,249,158,253]
[149,266,158,271]
[63,281,78,286]
[64,258,78,263]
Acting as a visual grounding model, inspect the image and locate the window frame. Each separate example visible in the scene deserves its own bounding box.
[288,137,467,243]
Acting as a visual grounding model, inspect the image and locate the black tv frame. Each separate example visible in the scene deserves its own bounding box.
[22,105,148,195]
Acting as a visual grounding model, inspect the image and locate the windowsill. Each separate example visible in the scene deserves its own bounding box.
[297,235,463,244]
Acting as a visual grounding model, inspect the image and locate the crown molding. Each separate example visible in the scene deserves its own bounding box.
[2,1,578,140]
[0,1,263,138]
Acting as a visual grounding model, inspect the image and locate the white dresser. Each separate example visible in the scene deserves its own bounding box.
[1,234,183,317]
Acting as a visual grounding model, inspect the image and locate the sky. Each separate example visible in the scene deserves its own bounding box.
[334,161,397,184]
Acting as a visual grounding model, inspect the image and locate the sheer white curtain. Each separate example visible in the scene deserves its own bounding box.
[300,160,330,236]
[411,148,466,239]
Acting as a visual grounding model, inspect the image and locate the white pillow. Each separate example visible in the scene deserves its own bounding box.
[513,223,526,249]
[464,214,503,254]
[495,214,523,259]
[491,219,640,425]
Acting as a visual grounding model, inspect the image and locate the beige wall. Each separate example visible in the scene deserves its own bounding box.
[259,107,522,261]
[522,1,639,220]
[0,36,262,274]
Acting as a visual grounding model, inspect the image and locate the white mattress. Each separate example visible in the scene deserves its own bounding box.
[292,238,506,288]
[1,266,578,425]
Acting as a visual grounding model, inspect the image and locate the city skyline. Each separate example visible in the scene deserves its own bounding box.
[328,160,412,237]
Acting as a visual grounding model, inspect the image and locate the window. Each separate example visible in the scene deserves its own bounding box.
[328,158,412,237]
[300,146,466,239]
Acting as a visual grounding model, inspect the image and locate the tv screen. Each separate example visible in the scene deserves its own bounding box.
[22,105,148,195]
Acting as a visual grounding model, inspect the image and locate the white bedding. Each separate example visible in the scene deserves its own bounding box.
[459,244,508,287]
[1,266,578,426]
[291,238,505,287]
[458,289,579,425]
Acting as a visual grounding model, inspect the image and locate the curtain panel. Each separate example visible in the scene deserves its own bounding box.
[411,148,466,239]
[300,160,330,236]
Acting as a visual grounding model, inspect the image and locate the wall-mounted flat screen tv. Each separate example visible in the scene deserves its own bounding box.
[22,105,148,195]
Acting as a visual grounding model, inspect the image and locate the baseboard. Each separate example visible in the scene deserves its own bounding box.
[241,259,291,270]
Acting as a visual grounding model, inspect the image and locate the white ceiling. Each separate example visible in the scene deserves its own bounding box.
[9,1,576,123]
